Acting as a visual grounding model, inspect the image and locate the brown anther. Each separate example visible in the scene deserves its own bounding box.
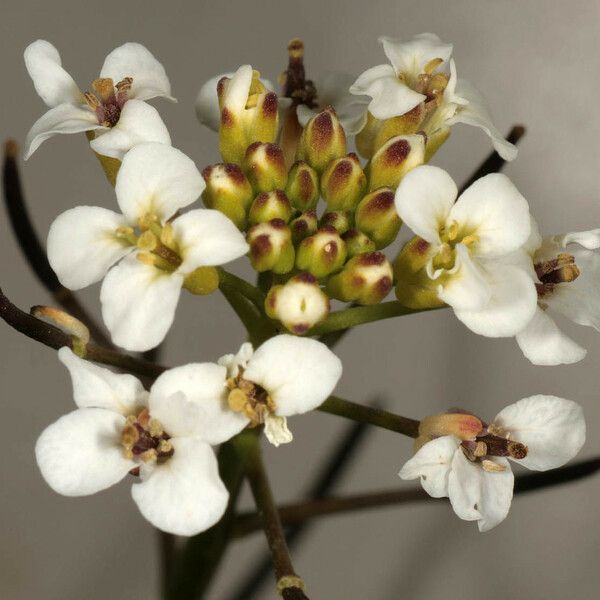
[83,91,100,109]
[474,441,488,457]
[507,441,528,460]
[115,77,133,92]
[535,253,580,285]
[91,78,116,102]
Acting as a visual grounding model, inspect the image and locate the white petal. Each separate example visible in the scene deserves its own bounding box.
[100,255,183,351]
[222,65,253,112]
[47,206,132,289]
[195,73,233,131]
[24,103,101,160]
[448,78,517,161]
[380,33,453,78]
[115,143,204,224]
[558,229,600,249]
[100,42,174,102]
[454,263,537,337]
[149,363,248,444]
[58,347,147,414]
[24,40,81,107]
[448,451,513,532]
[493,395,586,471]
[394,165,456,244]
[398,436,459,498]
[89,99,171,160]
[171,209,249,274]
[450,173,530,257]
[243,335,343,417]
[131,438,228,536]
[516,308,587,366]
[218,342,254,379]
[264,415,293,447]
[36,408,133,496]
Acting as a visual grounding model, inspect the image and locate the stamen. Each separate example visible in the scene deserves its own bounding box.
[121,409,174,464]
[481,459,506,473]
[423,58,444,74]
[91,78,115,102]
[535,253,580,285]
[83,91,100,109]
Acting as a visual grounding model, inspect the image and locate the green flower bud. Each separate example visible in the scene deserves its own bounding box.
[290,210,318,244]
[265,273,330,334]
[355,188,401,249]
[248,190,293,225]
[247,219,295,274]
[367,134,425,191]
[320,211,352,235]
[243,142,288,192]
[342,228,377,258]
[201,163,253,229]
[295,226,347,278]
[285,160,319,211]
[183,266,220,295]
[296,106,347,173]
[320,153,367,211]
[327,251,393,305]
[394,236,446,309]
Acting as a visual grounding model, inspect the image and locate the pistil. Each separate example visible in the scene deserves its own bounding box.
[121,408,174,464]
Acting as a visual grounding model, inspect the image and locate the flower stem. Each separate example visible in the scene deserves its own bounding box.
[217,268,266,310]
[319,395,420,438]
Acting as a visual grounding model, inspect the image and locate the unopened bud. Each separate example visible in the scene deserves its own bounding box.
[247,219,295,273]
[296,106,347,172]
[31,305,90,356]
[419,413,483,441]
[367,134,425,191]
[249,190,293,224]
[342,228,376,258]
[243,142,288,192]
[326,251,393,305]
[183,266,220,295]
[285,160,319,211]
[201,163,254,229]
[290,210,318,244]
[355,188,401,249]
[265,273,330,334]
[320,153,367,211]
[320,211,352,235]
[296,227,347,278]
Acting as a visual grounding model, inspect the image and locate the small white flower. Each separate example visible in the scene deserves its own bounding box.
[399,395,586,531]
[36,348,240,536]
[515,222,600,365]
[47,143,249,351]
[218,336,342,447]
[350,33,517,160]
[394,165,537,337]
[24,40,174,159]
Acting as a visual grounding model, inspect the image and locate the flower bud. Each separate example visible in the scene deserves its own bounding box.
[218,67,279,164]
[394,236,446,309]
[326,251,393,305]
[183,266,220,296]
[290,210,318,244]
[320,153,367,211]
[342,228,376,258]
[320,211,352,235]
[243,142,288,192]
[296,226,347,278]
[285,160,319,211]
[355,188,401,249]
[418,413,483,442]
[249,190,293,225]
[296,106,347,173]
[367,134,425,191]
[247,219,295,273]
[265,273,330,334]
[201,163,254,229]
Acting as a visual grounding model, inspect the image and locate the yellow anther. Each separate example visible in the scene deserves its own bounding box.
[140,449,158,463]
[158,440,173,454]
[423,58,444,74]
[461,234,479,248]
[160,222,175,247]
[137,230,159,251]
[228,388,249,412]
[445,221,459,241]
[115,226,138,246]
[91,78,115,102]
[148,419,163,438]
[474,441,488,457]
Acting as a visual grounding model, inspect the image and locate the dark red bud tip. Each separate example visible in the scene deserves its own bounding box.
[201,165,214,180]
[312,112,334,149]
[217,77,228,96]
[221,107,234,127]
[414,238,431,255]
[347,152,360,163]
[298,169,315,197]
[364,189,394,212]
[305,209,317,218]
[343,228,361,241]
[292,323,310,334]
[245,141,262,156]
[319,225,338,234]
[251,235,273,258]
[292,220,307,234]
[265,143,285,163]
[376,276,393,296]
[357,251,386,266]
[384,139,411,165]
[223,163,246,183]
[269,218,287,229]
[262,92,278,118]
[294,272,317,284]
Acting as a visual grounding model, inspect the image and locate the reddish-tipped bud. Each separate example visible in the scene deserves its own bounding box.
[343,228,377,258]
[285,160,319,211]
[243,142,288,192]
[326,251,393,305]
[247,219,295,273]
[248,190,293,224]
[320,153,367,211]
[355,188,401,249]
[296,226,347,278]
[367,134,425,191]
[419,413,484,441]
[290,210,318,244]
[320,211,352,235]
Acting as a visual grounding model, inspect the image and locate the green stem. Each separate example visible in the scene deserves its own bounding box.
[319,396,420,438]
[217,268,265,310]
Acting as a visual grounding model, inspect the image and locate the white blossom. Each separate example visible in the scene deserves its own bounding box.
[24,40,173,159]
[394,165,537,337]
[47,143,248,351]
[399,395,586,531]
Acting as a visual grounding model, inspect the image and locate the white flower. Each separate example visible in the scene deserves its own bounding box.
[36,348,240,536]
[24,40,174,160]
[399,395,586,531]
[47,143,249,351]
[218,336,342,446]
[394,165,537,337]
[350,33,517,160]
[515,223,600,365]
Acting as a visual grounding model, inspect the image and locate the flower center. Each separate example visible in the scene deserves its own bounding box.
[226,370,275,427]
[121,407,174,468]
[84,77,133,127]
[534,253,580,299]
[460,426,528,472]
[400,58,449,104]
[431,221,479,271]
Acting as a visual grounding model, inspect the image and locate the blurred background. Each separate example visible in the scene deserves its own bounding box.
[1,0,599,598]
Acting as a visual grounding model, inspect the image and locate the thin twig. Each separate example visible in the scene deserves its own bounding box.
[2,139,114,347]
[233,456,600,536]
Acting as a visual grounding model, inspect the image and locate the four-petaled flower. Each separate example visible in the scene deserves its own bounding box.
[47,142,249,351]
[394,165,537,337]
[399,395,586,531]
[24,40,174,159]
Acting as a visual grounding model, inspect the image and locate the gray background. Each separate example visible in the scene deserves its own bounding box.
[1,0,599,598]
